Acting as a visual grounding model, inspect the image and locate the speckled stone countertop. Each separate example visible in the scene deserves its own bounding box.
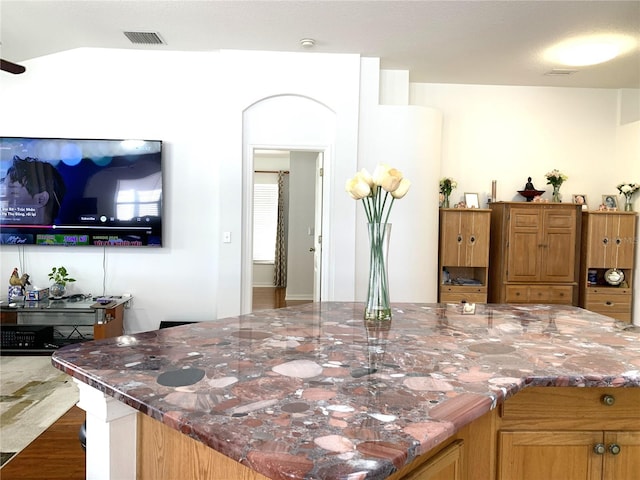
[52,302,640,479]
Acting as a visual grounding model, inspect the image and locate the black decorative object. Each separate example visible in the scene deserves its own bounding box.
[518,176,545,202]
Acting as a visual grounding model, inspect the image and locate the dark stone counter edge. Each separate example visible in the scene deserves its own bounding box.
[51,354,640,479]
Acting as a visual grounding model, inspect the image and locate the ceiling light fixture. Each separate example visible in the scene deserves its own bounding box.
[544,34,636,67]
[300,38,316,49]
[544,68,578,76]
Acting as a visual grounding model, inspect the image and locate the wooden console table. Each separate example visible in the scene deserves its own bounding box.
[0,296,130,353]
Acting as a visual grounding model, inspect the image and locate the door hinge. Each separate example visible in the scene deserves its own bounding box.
[318,235,322,244]
[319,167,324,177]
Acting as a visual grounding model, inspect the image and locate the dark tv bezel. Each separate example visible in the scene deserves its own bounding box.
[0,136,164,247]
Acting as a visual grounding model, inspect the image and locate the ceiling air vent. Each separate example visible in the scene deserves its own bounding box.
[544,68,578,76]
[123,31,165,45]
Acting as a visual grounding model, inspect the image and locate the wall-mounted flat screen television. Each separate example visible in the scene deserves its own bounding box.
[0,137,163,247]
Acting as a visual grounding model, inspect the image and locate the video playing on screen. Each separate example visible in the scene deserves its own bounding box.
[0,137,163,246]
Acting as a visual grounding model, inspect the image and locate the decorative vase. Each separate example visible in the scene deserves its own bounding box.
[442,194,450,208]
[552,185,561,203]
[364,319,391,373]
[365,223,392,323]
[50,283,66,299]
[624,193,633,212]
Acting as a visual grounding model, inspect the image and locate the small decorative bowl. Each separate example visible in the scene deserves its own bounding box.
[604,268,624,286]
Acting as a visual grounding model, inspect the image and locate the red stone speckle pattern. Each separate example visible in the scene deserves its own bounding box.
[52,302,640,479]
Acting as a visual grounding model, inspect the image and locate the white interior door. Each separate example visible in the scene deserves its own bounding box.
[313,152,324,301]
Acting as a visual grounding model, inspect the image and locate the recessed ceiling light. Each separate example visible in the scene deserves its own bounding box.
[543,34,636,67]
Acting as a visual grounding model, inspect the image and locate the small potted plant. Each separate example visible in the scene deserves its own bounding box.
[48,266,76,298]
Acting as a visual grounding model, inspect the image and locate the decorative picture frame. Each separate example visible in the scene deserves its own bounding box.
[464,192,480,209]
[602,194,618,210]
[572,194,588,210]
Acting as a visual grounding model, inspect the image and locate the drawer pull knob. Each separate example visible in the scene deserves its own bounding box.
[603,237,609,245]
[593,443,606,455]
[615,238,621,245]
[602,394,616,406]
[609,444,621,455]
[470,235,476,244]
[457,235,463,243]
[606,301,613,306]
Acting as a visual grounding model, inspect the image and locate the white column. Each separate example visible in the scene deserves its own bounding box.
[74,379,138,480]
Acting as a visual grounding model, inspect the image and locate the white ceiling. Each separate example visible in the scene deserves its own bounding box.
[1,0,639,89]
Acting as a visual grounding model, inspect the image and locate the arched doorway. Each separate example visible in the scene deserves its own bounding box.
[241,95,336,314]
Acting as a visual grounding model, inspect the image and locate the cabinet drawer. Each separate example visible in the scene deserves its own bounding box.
[585,289,631,318]
[585,294,631,311]
[440,286,486,304]
[501,387,640,430]
[440,292,487,304]
[588,287,631,297]
[505,285,573,304]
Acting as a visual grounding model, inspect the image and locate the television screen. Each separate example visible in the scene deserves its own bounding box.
[0,137,163,246]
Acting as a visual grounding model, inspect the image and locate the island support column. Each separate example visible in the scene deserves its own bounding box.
[75,380,138,479]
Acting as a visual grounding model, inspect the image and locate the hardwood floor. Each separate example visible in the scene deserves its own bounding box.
[0,290,310,478]
[0,406,85,479]
[252,287,313,311]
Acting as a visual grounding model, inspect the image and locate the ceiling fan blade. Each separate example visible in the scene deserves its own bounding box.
[1,59,26,74]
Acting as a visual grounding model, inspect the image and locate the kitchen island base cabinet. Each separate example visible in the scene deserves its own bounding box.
[137,408,498,480]
[137,412,270,480]
[498,387,640,480]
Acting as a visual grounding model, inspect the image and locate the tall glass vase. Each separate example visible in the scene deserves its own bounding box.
[552,185,561,203]
[365,223,392,323]
[624,193,633,211]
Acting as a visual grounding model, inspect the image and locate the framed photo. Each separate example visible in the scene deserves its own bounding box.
[602,194,618,210]
[572,194,588,210]
[464,192,480,209]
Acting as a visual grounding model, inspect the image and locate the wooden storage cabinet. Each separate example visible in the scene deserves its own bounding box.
[438,209,491,303]
[579,212,637,322]
[498,387,640,480]
[488,202,581,305]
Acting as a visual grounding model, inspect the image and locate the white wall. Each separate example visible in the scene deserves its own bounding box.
[411,83,640,324]
[1,47,637,330]
[0,49,222,331]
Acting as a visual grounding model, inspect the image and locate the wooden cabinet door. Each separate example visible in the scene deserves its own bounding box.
[602,431,640,480]
[402,440,463,480]
[440,210,466,267]
[611,215,636,268]
[507,208,541,281]
[463,211,490,267]
[498,431,603,480]
[588,214,636,269]
[587,214,612,268]
[539,208,577,282]
[440,210,490,267]
[507,206,577,283]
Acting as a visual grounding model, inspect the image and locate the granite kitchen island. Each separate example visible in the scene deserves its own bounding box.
[51,302,640,480]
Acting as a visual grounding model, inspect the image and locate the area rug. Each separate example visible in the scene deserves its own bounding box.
[0,355,79,466]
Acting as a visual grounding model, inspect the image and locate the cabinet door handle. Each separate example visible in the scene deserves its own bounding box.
[593,443,606,455]
[615,238,622,245]
[457,235,463,243]
[605,301,613,306]
[609,444,621,455]
[469,235,476,244]
[601,394,616,406]
[603,237,609,245]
